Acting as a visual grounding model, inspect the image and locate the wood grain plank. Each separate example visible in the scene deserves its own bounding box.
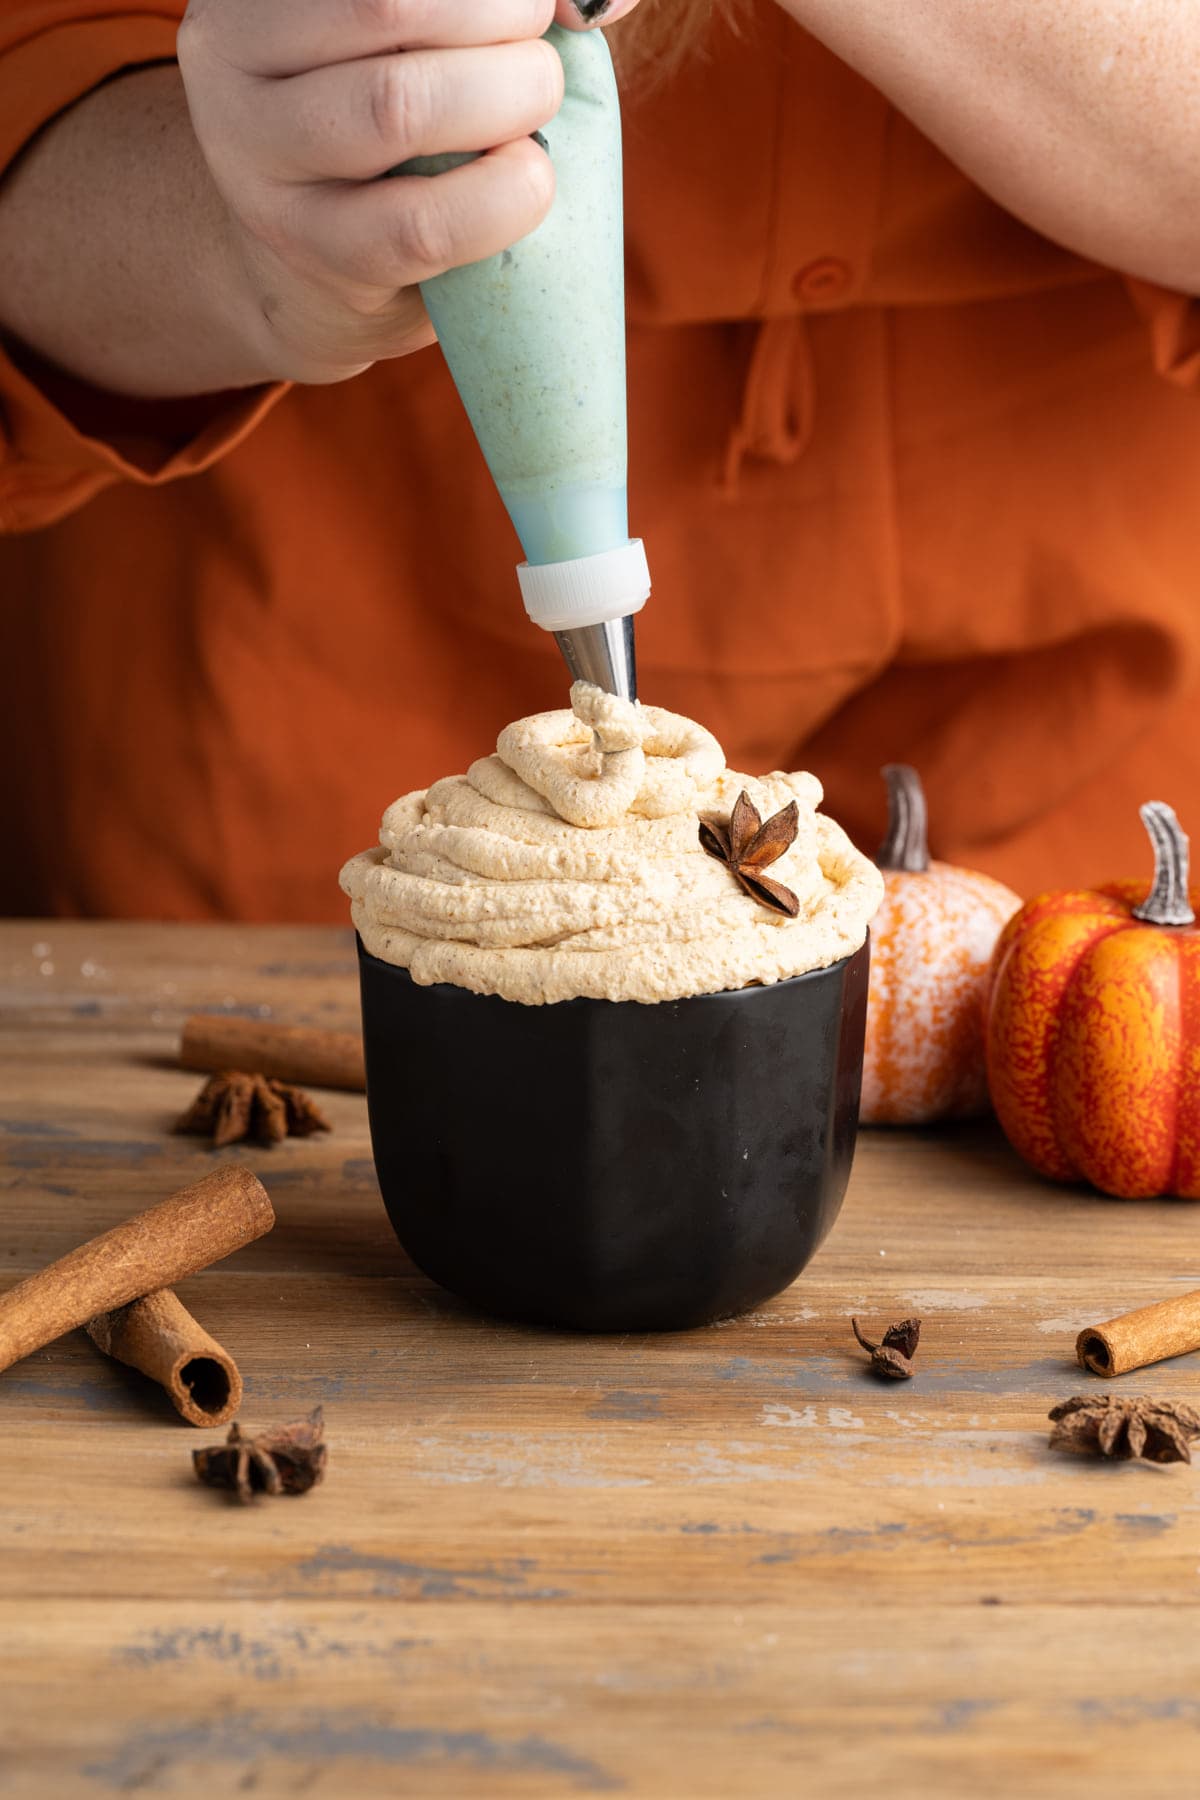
[4,921,1200,1797]
[3,1602,1200,1799]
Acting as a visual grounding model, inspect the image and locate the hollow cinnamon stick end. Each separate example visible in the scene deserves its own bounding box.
[87,1288,246,1427]
[168,1347,243,1427]
[1076,1327,1118,1377]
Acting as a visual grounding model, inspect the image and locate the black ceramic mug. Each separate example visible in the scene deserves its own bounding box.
[357,936,870,1332]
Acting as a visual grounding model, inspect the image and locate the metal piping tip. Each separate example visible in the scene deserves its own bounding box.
[554,617,638,701]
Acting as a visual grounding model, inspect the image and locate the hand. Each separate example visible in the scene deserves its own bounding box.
[178,0,635,384]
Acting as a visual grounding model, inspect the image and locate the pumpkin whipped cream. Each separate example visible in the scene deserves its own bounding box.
[340,684,882,1005]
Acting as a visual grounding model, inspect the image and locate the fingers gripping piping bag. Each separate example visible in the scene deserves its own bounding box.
[396,25,645,698]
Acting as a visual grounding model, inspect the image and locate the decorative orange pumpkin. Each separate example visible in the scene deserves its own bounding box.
[861,765,1022,1125]
[984,802,1200,1199]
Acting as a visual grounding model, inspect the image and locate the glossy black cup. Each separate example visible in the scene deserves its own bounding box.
[357,936,870,1332]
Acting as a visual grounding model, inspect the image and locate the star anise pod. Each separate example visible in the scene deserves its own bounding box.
[174,1070,331,1148]
[194,1406,328,1504]
[698,790,801,916]
[1048,1395,1200,1464]
[852,1316,922,1380]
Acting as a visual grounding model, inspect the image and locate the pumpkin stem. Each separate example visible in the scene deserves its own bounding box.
[1133,801,1195,927]
[876,764,931,873]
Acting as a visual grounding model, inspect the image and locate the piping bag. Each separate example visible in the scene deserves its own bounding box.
[396,25,646,699]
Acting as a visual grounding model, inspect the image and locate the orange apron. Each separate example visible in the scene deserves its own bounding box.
[2,0,1199,917]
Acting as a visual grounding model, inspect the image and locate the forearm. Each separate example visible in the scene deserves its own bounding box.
[0,3,575,402]
[780,0,1200,290]
[0,65,275,399]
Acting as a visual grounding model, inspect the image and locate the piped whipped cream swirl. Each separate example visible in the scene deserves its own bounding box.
[341,684,882,1005]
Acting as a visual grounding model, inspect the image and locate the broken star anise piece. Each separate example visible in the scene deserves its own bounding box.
[698,789,801,917]
[852,1316,922,1380]
[173,1069,331,1148]
[1048,1395,1200,1465]
[194,1406,328,1504]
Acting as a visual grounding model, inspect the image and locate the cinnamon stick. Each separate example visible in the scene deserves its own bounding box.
[181,1016,365,1092]
[86,1288,243,1427]
[1077,1290,1200,1378]
[0,1166,273,1376]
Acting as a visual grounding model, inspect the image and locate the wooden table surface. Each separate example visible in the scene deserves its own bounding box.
[3,921,1200,1799]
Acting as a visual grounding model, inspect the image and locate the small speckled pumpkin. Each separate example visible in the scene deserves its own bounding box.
[985,802,1200,1199]
[861,765,1022,1125]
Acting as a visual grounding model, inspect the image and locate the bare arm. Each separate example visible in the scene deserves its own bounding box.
[0,66,275,397]
[0,0,635,401]
[779,0,1200,291]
